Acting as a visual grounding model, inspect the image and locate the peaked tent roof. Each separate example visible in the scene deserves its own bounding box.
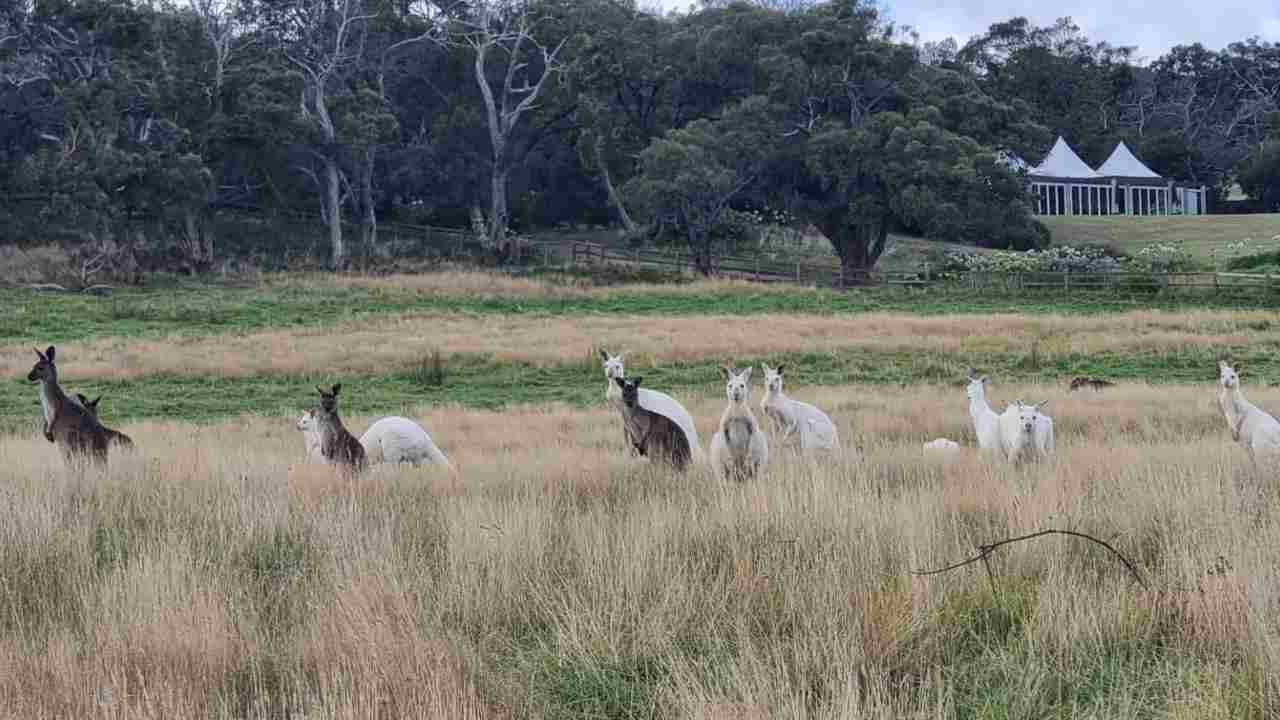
[1096,141,1162,178]
[1029,136,1101,178]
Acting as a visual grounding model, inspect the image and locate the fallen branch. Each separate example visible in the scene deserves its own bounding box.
[913,529,1147,591]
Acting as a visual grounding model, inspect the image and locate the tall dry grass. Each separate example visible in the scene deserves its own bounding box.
[0,383,1277,718]
[275,269,800,299]
[3,308,1275,380]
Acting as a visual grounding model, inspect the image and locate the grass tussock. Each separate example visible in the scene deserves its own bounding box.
[4,307,1278,381]
[0,382,1277,716]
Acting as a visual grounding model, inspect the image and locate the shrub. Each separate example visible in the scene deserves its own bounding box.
[935,245,1125,276]
[1130,242,1197,272]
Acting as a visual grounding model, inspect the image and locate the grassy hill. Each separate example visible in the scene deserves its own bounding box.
[1041,214,1280,263]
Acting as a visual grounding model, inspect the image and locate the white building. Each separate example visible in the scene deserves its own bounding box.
[1024,136,1207,217]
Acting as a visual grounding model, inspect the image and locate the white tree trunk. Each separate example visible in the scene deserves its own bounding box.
[595,134,636,233]
[360,146,377,250]
[323,157,344,269]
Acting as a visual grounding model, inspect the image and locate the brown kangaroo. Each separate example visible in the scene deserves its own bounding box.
[615,377,691,472]
[27,346,109,464]
[1069,376,1115,392]
[75,393,135,450]
[315,384,367,475]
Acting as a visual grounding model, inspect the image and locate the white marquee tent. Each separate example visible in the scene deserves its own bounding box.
[1023,137,1206,217]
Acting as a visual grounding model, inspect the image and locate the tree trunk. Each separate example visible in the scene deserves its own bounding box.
[488,164,510,257]
[360,146,377,251]
[323,157,344,269]
[822,216,889,287]
[688,226,714,277]
[595,134,637,233]
[181,210,214,274]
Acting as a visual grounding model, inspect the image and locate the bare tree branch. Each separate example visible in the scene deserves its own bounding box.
[912,528,1148,590]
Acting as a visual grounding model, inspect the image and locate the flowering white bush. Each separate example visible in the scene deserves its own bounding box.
[1132,242,1196,272]
[939,245,1124,274]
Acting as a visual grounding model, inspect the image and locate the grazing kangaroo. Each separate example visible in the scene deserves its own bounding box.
[1069,376,1115,392]
[614,377,692,472]
[315,384,367,474]
[27,346,110,464]
[75,393,135,450]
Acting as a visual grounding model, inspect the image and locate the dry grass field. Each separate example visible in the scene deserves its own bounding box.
[3,271,1280,718]
[2,382,1278,718]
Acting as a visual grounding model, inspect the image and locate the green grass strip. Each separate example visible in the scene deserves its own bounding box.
[6,283,1280,346]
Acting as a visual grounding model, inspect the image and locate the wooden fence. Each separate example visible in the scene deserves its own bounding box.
[568,242,931,287]
[567,241,1280,295]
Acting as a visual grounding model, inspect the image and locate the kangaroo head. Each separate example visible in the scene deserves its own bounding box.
[762,364,785,394]
[1219,359,1240,389]
[27,345,57,383]
[1015,400,1048,435]
[616,376,642,407]
[965,371,989,400]
[600,350,625,381]
[723,366,752,404]
[296,408,321,431]
[76,393,102,417]
[316,383,342,414]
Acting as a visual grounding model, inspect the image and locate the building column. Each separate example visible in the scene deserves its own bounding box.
[1110,179,1118,214]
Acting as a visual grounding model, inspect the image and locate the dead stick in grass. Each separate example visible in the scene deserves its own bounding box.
[913,529,1147,591]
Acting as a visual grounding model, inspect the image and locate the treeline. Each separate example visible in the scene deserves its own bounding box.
[1,0,1278,278]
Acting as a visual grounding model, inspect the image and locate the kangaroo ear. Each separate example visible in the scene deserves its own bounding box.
[1036,399,1050,411]
[316,385,327,396]
[76,393,88,404]
[613,376,626,388]
[632,376,643,387]
[332,383,341,395]
[90,395,102,407]
[742,366,753,380]
[45,346,55,362]
[599,349,609,361]
[721,366,732,380]
[33,347,45,361]
[775,364,784,375]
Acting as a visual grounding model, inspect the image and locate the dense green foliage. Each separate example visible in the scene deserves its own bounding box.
[1,0,1277,278]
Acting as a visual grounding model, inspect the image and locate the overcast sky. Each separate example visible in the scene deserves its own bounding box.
[654,1,1280,63]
